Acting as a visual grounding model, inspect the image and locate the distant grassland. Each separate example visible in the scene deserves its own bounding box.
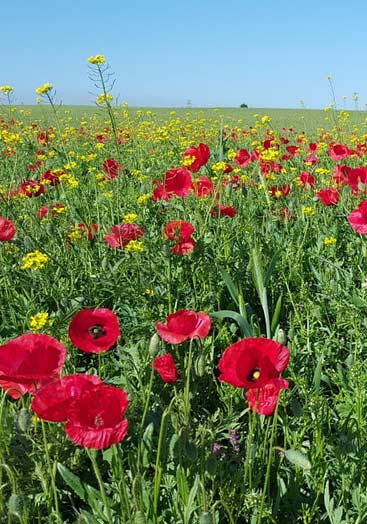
[12,105,367,134]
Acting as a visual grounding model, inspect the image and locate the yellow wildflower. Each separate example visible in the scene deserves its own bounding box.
[30,312,51,332]
[87,54,106,65]
[123,213,138,224]
[323,236,337,246]
[21,251,49,270]
[35,83,54,95]
[96,93,113,105]
[137,194,151,205]
[302,206,315,216]
[125,240,144,252]
[0,85,14,94]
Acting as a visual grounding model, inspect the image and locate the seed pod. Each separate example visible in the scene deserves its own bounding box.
[199,512,212,524]
[276,328,286,345]
[16,408,32,433]
[195,354,206,377]
[148,333,160,357]
[8,494,26,517]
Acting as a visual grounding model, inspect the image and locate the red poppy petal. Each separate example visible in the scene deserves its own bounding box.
[65,418,128,449]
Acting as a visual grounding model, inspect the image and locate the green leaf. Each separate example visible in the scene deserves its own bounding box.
[141,422,154,467]
[271,295,282,336]
[219,267,239,306]
[313,358,322,393]
[284,449,311,471]
[57,463,103,508]
[211,310,253,337]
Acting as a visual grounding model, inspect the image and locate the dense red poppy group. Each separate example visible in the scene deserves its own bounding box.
[0,304,291,448]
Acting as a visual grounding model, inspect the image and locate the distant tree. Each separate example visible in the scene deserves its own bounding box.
[240,103,248,108]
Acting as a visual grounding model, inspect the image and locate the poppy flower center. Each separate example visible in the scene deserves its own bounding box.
[247,368,261,382]
[88,324,106,339]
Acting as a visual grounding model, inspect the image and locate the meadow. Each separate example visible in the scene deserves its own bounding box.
[1,62,367,524]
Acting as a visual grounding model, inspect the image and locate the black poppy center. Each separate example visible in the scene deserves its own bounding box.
[88,324,106,339]
[247,368,261,382]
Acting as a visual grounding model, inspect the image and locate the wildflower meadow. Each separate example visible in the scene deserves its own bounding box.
[1,56,367,524]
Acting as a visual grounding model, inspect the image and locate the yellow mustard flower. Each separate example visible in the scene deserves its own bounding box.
[30,312,51,331]
[35,83,54,95]
[87,54,106,65]
[21,251,49,270]
[323,236,337,246]
[123,213,138,224]
[125,240,144,252]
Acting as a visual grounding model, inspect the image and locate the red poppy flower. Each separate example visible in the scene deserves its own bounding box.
[152,167,194,201]
[246,378,289,415]
[152,353,179,383]
[183,143,210,173]
[20,179,46,197]
[218,338,290,389]
[194,176,213,197]
[234,149,251,168]
[328,143,352,161]
[105,223,145,248]
[37,202,65,218]
[68,308,120,353]
[40,170,61,186]
[333,165,351,186]
[65,383,128,449]
[78,223,99,240]
[316,188,340,206]
[210,205,237,217]
[348,200,367,234]
[163,220,195,255]
[0,334,66,399]
[269,185,291,198]
[298,172,315,188]
[346,167,367,191]
[0,218,16,241]
[32,374,103,422]
[102,158,124,180]
[155,310,211,344]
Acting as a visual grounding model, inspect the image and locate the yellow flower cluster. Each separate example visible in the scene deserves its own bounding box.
[96,93,113,105]
[30,312,51,331]
[302,206,315,216]
[59,173,79,188]
[212,161,227,174]
[35,83,54,95]
[125,240,144,252]
[87,54,106,65]
[123,213,138,224]
[0,85,14,94]
[323,236,337,246]
[144,288,155,296]
[137,194,151,205]
[21,251,49,270]
[182,155,195,166]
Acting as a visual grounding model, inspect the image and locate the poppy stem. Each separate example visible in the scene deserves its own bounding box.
[184,339,194,425]
[243,406,257,489]
[166,254,172,314]
[256,399,279,524]
[87,449,113,523]
[140,365,155,432]
[41,421,62,523]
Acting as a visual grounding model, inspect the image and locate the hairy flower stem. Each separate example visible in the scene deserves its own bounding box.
[87,449,113,523]
[96,66,120,156]
[41,421,61,523]
[153,398,174,522]
[184,339,194,426]
[256,401,279,524]
[243,407,257,489]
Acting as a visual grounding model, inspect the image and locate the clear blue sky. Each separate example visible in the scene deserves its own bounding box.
[3,0,367,108]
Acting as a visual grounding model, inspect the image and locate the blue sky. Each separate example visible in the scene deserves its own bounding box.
[2,0,367,108]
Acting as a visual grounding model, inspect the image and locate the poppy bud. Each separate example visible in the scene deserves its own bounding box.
[16,408,32,433]
[276,328,286,345]
[148,333,160,357]
[199,513,212,524]
[8,494,26,518]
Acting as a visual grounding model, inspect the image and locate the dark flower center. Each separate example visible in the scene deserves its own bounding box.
[88,324,106,339]
[247,368,261,382]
